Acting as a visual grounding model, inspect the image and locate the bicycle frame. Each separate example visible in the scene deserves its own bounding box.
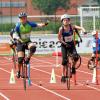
[65,52,81,88]
[65,52,73,90]
[22,58,27,90]
[22,50,31,90]
[25,50,31,86]
[11,47,17,70]
[66,61,72,90]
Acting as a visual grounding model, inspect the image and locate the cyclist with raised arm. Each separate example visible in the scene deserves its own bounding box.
[58,14,87,83]
[11,12,48,78]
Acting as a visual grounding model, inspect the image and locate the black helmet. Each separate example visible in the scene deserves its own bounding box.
[18,12,27,18]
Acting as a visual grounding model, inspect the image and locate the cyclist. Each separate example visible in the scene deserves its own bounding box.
[58,14,87,83]
[11,12,48,78]
[73,28,82,47]
[89,31,100,66]
[9,28,17,52]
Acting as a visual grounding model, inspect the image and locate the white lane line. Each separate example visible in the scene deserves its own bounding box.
[0,92,10,100]
[0,67,71,100]
[1,64,100,94]
[32,57,56,66]
[31,66,100,92]
[32,57,92,75]
[0,67,11,100]
[2,57,71,100]
[30,58,100,91]
[0,68,11,74]
[2,56,100,98]
[32,57,100,77]
[31,82,71,100]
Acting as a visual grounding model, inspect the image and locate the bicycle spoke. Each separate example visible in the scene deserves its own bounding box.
[75,55,81,69]
[22,63,27,91]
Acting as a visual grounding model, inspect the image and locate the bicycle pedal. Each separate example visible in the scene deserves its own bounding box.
[61,76,66,83]
[16,71,20,78]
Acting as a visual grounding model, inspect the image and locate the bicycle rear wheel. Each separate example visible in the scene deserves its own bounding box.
[87,59,96,70]
[75,54,81,69]
[12,49,17,69]
[66,63,71,90]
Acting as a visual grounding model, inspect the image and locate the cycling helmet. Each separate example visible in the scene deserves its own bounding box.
[18,12,27,18]
[92,31,96,35]
[61,14,70,21]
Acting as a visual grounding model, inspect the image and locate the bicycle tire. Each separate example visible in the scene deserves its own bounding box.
[87,59,96,70]
[66,63,71,90]
[75,54,81,69]
[22,62,27,91]
[12,48,17,69]
[12,52,16,69]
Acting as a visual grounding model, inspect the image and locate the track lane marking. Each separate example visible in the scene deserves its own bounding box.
[0,67,71,100]
[0,92,10,100]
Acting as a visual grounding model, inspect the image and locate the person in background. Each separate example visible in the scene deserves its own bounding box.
[73,28,82,47]
[89,31,100,67]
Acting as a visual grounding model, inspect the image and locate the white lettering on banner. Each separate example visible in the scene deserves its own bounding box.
[64,35,73,42]
[0,34,97,54]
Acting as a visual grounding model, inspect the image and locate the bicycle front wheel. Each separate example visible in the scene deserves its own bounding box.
[12,50,17,69]
[22,63,27,91]
[66,63,71,90]
[87,59,96,70]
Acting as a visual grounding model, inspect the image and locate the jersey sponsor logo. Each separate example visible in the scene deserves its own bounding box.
[64,35,73,42]
[21,34,30,40]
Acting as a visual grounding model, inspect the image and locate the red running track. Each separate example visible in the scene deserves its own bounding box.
[0,55,100,100]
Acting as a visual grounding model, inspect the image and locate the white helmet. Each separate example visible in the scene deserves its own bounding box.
[60,14,70,21]
[92,31,96,35]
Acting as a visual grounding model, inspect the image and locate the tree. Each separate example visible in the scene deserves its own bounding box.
[32,0,70,15]
[94,0,100,5]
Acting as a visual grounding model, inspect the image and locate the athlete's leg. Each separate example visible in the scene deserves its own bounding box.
[25,42,36,64]
[61,45,68,83]
[16,43,25,78]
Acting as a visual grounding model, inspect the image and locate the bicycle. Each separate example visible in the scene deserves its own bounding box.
[64,48,81,90]
[66,44,81,69]
[87,57,98,70]
[12,47,17,69]
[74,54,81,69]
[12,47,31,90]
[22,56,27,90]
[22,50,31,90]
[87,57,100,70]
[65,58,72,90]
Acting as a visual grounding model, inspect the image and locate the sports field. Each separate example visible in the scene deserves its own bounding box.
[0,54,100,100]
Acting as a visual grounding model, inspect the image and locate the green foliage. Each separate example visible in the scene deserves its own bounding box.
[94,0,100,5]
[0,23,15,32]
[1,17,100,34]
[32,21,61,33]
[32,0,70,15]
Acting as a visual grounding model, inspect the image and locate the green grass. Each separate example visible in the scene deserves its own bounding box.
[0,17,100,34]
